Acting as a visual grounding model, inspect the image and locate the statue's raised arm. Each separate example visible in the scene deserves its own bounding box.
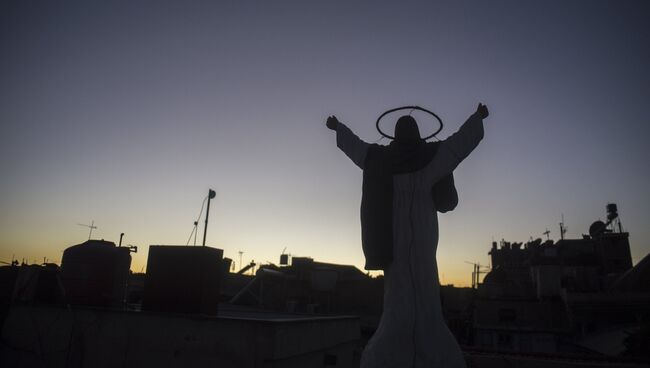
[327,115,369,169]
[425,103,488,186]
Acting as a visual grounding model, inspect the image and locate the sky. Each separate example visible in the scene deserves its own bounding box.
[1,0,649,286]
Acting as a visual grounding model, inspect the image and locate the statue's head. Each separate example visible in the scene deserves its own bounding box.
[394,115,421,143]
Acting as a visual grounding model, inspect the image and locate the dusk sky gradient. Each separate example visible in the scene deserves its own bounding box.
[1,0,649,286]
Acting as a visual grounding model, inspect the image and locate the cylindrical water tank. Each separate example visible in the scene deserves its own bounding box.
[60,240,131,308]
[607,203,618,215]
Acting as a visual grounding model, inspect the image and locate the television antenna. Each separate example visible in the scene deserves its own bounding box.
[77,220,97,240]
[543,228,550,240]
[465,261,490,289]
[559,214,567,240]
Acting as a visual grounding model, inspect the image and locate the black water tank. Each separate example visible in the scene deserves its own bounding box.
[607,203,618,214]
[60,240,131,308]
[142,246,223,315]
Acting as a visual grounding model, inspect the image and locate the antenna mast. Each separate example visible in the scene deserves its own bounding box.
[77,220,97,240]
[465,261,490,289]
[202,189,216,246]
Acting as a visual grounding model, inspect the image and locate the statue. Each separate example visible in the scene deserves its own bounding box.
[327,103,489,367]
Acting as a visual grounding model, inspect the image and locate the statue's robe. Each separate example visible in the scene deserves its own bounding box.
[336,112,484,368]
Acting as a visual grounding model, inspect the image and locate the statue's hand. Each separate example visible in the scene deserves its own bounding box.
[476,103,489,119]
[326,115,339,130]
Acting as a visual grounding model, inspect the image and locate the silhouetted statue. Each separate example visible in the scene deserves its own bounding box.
[327,103,488,368]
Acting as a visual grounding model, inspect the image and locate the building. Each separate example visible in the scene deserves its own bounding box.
[473,204,650,356]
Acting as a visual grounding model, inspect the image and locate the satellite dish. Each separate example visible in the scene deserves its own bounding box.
[589,220,607,238]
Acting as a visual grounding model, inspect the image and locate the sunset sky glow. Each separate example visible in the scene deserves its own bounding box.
[1,0,649,286]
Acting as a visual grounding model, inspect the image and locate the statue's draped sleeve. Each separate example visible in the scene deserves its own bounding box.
[425,112,484,186]
[336,123,369,169]
[433,174,458,213]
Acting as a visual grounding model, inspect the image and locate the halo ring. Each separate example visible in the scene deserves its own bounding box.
[375,105,443,140]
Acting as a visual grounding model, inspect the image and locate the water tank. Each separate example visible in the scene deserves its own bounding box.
[60,240,131,308]
[142,246,223,315]
[606,203,618,215]
[606,203,619,221]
